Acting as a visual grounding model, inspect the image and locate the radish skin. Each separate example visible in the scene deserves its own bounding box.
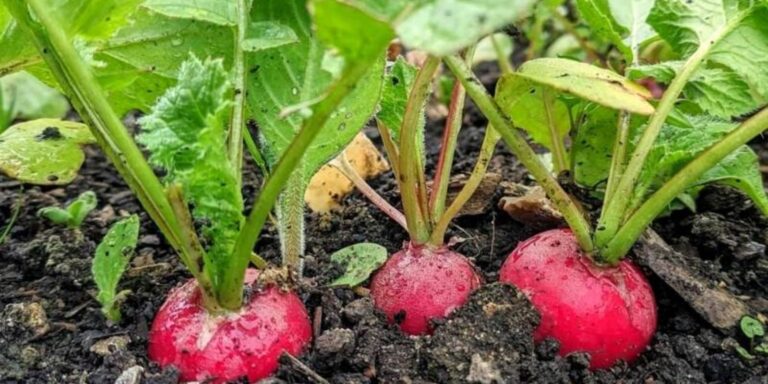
[148,269,312,383]
[500,229,657,369]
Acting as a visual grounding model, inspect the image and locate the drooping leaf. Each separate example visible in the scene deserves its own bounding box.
[377,57,419,141]
[643,0,768,117]
[497,58,655,116]
[92,215,140,322]
[242,21,299,51]
[329,242,388,287]
[247,0,387,180]
[0,119,95,185]
[697,146,768,215]
[143,0,237,26]
[137,56,243,286]
[0,72,69,129]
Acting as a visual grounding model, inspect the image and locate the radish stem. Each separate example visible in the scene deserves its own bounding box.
[228,0,248,188]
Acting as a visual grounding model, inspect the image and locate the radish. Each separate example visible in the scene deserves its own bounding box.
[336,54,497,335]
[370,244,482,334]
[149,270,312,383]
[499,229,656,368]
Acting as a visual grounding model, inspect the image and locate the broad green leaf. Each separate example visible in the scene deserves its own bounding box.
[137,56,243,286]
[629,61,756,118]
[0,119,95,185]
[329,242,388,287]
[576,0,632,61]
[394,0,536,56]
[497,58,655,117]
[143,0,237,26]
[377,57,419,141]
[247,0,387,180]
[645,0,768,116]
[0,72,69,129]
[495,74,570,154]
[242,21,299,51]
[576,0,655,62]
[572,104,620,189]
[92,215,140,322]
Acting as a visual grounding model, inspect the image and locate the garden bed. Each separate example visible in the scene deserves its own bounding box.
[1,95,766,383]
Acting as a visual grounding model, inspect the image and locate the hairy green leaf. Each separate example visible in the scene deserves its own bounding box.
[138,56,243,287]
[576,0,632,60]
[0,119,95,185]
[629,62,756,119]
[632,114,768,215]
[0,72,69,129]
[645,0,768,117]
[572,104,620,189]
[377,57,419,141]
[247,0,386,180]
[497,58,655,117]
[329,242,388,287]
[92,215,140,322]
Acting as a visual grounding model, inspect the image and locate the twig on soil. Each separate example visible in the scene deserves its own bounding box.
[280,352,331,384]
[0,192,23,245]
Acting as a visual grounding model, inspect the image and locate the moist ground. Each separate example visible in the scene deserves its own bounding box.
[1,77,767,384]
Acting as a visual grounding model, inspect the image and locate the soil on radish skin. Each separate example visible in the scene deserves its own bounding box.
[2,87,767,384]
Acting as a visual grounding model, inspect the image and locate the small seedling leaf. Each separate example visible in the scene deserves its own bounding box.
[37,207,73,227]
[740,316,765,339]
[92,215,140,322]
[736,345,756,360]
[66,191,98,228]
[755,344,768,355]
[138,55,243,287]
[0,119,95,185]
[330,242,388,287]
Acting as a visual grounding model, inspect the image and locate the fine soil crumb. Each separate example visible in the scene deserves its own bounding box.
[425,283,539,383]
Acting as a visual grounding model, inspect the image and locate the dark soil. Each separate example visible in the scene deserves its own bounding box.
[2,69,768,383]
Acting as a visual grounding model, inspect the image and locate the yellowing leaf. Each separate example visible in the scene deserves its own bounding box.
[0,119,95,185]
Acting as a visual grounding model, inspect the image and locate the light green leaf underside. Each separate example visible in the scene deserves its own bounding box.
[697,146,768,215]
[394,0,536,56]
[143,0,237,26]
[247,0,385,180]
[0,118,95,185]
[497,58,655,117]
[93,215,140,321]
[330,242,388,287]
[243,21,299,51]
[137,56,243,288]
[0,72,69,128]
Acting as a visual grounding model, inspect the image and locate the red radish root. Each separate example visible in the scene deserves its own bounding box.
[371,243,482,335]
[499,229,656,369]
[148,269,312,383]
